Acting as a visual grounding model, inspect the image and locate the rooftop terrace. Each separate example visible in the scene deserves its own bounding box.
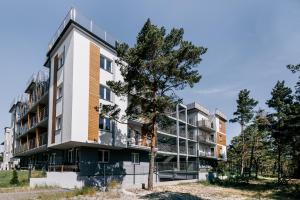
[48,8,117,51]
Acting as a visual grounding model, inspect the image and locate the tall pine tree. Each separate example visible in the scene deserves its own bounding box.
[102,19,207,190]
[230,89,258,175]
[266,80,294,183]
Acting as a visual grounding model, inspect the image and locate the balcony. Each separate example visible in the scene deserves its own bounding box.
[188,131,197,141]
[15,133,47,155]
[197,119,215,132]
[188,146,197,156]
[179,145,186,154]
[199,151,215,158]
[17,107,48,137]
[48,8,117,51]
[158,127,177,136]
[198,135,215,144]
[158,143,177,153]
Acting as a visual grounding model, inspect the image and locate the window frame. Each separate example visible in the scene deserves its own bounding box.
[57,46,65,70]
[100,84,112,102]
[98,150,110,163]
[99,116,112,132]
[56,115,62,131]
[57,84,63,101]
[100,54,113,73]
[132,153,140,165]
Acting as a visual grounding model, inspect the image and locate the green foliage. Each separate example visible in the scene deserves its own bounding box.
[102,18,206,128]
[101,19,206,190]
[10,170,20,185]
[230,89,258,126]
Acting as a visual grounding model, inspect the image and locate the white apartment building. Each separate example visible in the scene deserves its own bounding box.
[1,127,19,170]
[6,8,227,188]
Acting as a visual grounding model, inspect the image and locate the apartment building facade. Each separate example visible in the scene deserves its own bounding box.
[6,8,227,187]
[1,127,19,170]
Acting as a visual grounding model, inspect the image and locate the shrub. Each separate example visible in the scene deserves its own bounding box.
[10,170,20,185]
[107,180,121,190]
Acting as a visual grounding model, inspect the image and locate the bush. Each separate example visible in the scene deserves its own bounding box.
[10,170,20,185]
[107,180,121,190]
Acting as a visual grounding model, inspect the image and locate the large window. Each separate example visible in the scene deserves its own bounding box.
[57,46,65,69]
[100,55,112,73]
[99,117,111,132]
[98,150,109,163]
[132,153,140,164]
[57,84,63,100]
[56,115,62,131]
[100,85,111,101]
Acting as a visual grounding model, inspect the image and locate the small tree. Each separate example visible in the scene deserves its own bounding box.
[102,19,207,190]
[230,89,258,175]
[10,170,20,185]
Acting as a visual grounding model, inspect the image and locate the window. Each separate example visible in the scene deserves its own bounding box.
[98,150,109,163]
[132,153,140,164]
[100,85,111,101]
[99,117,111,132]
[100,55,112,72]
[56,116,62,131]
[57,84,63,100]
[58,46,65,69]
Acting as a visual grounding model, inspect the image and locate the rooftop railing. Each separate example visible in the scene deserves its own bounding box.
[48,8,117,50]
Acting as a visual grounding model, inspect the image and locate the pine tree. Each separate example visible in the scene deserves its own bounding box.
[266,80,294,184]
[230,89,258,175]
[10,170,20,185]
[102,19,206,190]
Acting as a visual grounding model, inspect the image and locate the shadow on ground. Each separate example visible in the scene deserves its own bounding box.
[140,191,203,200]
[209,178,300,200]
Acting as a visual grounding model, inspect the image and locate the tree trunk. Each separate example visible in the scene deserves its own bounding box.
[277,144,281,184]
[241,124,245,176]
[148,116,157,190]
[249,142,255,178]
[148,140,155,190]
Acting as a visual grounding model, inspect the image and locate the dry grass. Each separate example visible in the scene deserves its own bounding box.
[132,178,300,200]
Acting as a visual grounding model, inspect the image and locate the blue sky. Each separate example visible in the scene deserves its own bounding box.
[0,0,299,149]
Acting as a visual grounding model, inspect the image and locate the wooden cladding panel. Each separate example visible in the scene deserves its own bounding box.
[219,119,226,134]
[217,132,226,146]
[88,43,100,141]
[51,55,58,144]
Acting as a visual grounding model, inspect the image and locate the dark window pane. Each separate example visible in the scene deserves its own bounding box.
[105,118,110,131]
[104,151,109,162]
[106,88,111,101]
[99,117,104,130]
[106,59,112,72]
[100,55,105,69]
[100,85,105,99]
[98,151,103,162]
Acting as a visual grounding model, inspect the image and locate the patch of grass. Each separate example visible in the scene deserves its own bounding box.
[107,180,121,190]
[36,187,97,200]
[0,170,29,187]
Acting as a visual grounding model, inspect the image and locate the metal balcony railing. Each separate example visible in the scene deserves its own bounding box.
[188,146,197,155]
[198,135,215,143]
[179,129,186,138]
[197,119,215,131]
[188,131,197,140]
[158,143,177,153]
[179,145,187,154]
[48,8,117,50]
[39,106,48,121]
[199,151,215,158]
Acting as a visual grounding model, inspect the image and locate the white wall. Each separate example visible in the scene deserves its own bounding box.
[48,29,74,147]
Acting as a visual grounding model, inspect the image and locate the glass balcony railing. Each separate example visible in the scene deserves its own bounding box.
[48,8,117,50]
